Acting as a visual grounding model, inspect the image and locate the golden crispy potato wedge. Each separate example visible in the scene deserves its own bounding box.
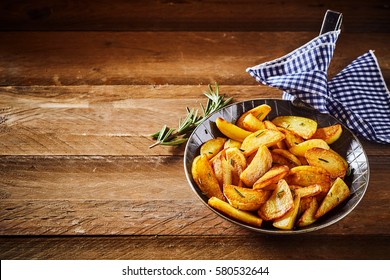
[221,156,233,186]
[289,139,330,157]
[286,165,331,191]
[241,113,266,132]
[311,124,343,144]
[223,184,271,211]
[236,104,271,128]
[297,156,309,165]
[258,179,294,221]
[192,155,225,201]
[200,137,226,159]
[224,138,242,149]
[262,183,278,191]
[240,129,285,156]
[225,147,247,185]
[273,193,301,230]
[293,184,322,198]
[240,145,273,187]
[208,196,263,227]
[271,152,295,169]
[211,152,224,187]
[278,127,305,148]
[296,197,319,227]
[272,116,318,139]
[315,177,350,219]
[299,196,314,213]
[253,165,290,190]
[216,117,252,142]
[263,120,279,130]
[272,149,301,167]
[305,147,348,178]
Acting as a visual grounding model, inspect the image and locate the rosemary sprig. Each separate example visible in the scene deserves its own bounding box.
[149,83,232,148]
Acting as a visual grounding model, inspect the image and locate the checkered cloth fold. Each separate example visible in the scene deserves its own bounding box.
[246,30,390,144]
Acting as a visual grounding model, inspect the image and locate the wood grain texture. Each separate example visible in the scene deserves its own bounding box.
[1,85,389,156]
[0,32,389,86]
[1,0,389,32]
[1,235,389,260]
[1,0,389,260]
[0,156,389,236]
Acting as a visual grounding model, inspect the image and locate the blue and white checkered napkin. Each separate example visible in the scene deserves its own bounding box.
[246,30,390,144]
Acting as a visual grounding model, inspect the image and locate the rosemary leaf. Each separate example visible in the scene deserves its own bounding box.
[149,83,232,148]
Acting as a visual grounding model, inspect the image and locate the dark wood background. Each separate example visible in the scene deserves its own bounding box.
[1,0,389,259]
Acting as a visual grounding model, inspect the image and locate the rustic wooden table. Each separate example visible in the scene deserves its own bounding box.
[1,0,389,260]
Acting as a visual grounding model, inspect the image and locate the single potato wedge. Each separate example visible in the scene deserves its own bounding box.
[315,177,350,219]
[240,145,273,187]
[286,165,331,191]
[192,154,225,201]
[263,120,279,130]
[225,147,247,185]
[272,116,317,139]
[278,127,305,148]
[273,193,301,230]
[223,184,271,211]
[289,139,330,157]
[240,129,285,156]
[311,124,343,144]
[296,197,319,227]
[236,104,271,128]
[272,149,302,167]
[211,152,224,187]
[258,179,294,221]
[253,165,290,190]
[241,113,266,132]
[305,147,348,178]
[224,138,242,149]
[216,117,252,142]
[293,184,322,198]
[200,137,226,159]
[221,156,233,186]
[208,196,263,227]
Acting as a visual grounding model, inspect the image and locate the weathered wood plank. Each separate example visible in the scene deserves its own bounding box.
[0,32,389,86]
[1,85,389,156]
[0,156,389,236]
[1,235,389,260]
[1,0,389,32]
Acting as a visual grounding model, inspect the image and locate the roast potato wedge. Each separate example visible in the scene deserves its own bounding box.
[224,138,242,149]
[296,197,319,227]
[293,184,322,198]
[272,149,301,167]
[273,193,301,230]
[192,154,225,201]
[286,165,331,191]
[208,196,263,227]
[241,113,266,132]
[311,124,343,144]
[216,117,251,142]
[315,177,350,219]
[223,184,271,211]
[236,104,271,128]
[272,115,317,139]
[289,139,330,157]
[305,147,348,178]
[253,165,290,190]
[200,137,226,159]
[240,144,273,187]
[240,129,285,156]
[225,147,247,185]
[258,179,294,221]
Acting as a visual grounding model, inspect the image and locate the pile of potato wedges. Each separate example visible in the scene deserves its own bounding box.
[191,104,350,230]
